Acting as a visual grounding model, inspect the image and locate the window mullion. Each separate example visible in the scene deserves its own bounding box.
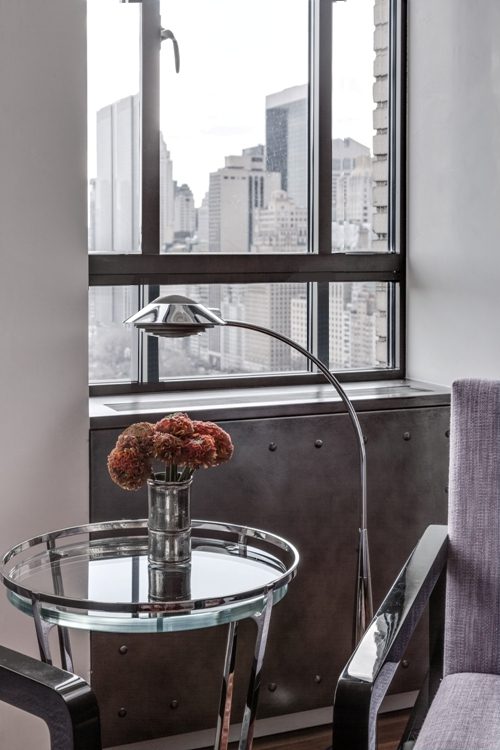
[140,0,161,255]
[309,0,332,256]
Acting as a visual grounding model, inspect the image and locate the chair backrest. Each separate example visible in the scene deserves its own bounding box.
[444,378,500,676]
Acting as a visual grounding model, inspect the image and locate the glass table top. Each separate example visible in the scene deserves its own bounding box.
[2,520,299,633]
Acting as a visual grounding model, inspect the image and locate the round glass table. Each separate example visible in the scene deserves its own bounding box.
[1,519,299,750]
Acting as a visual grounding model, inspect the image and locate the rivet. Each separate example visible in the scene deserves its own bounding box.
[314,674,322,684]
[445,429,450,438]
[118,645,128,655]
[403,431,411,441]
[314,439,323,448]
[170,700,179,709]
[268,683,277,692]
[363,434,368,444]
[118,708,127,718]
[402,659,410,669]
[269,443,277,452]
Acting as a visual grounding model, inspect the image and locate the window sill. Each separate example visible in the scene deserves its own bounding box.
[89,379,450,429]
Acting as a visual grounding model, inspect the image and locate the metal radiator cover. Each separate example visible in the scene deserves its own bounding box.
[90,405,449,747]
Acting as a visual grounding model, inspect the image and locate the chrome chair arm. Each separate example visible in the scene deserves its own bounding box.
[0,645,101,749]
[332,524,449,750]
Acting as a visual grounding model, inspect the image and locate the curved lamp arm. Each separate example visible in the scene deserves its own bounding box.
[225,319,373,642]
[123,294,373,643]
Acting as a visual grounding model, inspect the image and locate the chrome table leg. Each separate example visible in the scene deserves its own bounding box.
[32,595,54,665]
[57,625,74,673]
[31,594,74,672]
[238,594,273,750]
[215,620,239,750]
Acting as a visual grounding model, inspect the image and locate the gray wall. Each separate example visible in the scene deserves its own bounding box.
[407,1,500,385]
[0,1,88,747]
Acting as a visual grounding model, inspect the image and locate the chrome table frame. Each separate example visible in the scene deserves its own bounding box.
[2,519,299,750]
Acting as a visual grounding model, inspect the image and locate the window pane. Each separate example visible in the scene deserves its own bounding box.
[159,0,309,253]
[332,0,389,253]
[87,1,141,254]
[89,282,394,384]
[157,284,309,377]
[328,282,391,369]
[89,287,138,383]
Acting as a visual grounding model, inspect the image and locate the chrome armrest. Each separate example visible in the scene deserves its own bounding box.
[0,645,101,750]
[332,524,448,750]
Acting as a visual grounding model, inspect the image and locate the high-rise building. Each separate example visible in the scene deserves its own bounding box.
[252,190,307,253]
[373,0,390,366]
[208,148,280,253]
[160,134,174,250]
[373,0,389,251]
[195,193,209,253]
[174,183,196,237]
[242,284,306,372]
[332,138,370,220]
[332,139,373,252]
[266,84,308,209]
[95,93,140,253]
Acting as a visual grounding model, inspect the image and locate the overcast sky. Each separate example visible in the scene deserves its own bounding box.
[88,0,376,204]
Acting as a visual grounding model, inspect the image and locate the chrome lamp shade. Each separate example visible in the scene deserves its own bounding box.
[125,294,373,644]
[124,294,225,338]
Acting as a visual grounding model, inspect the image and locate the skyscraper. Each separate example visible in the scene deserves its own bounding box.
[174,183,196,237]
[332,138,373,252]
[160,133,174,250]
[252,190,307,253]
[266,84,308,209]
[208,147,280,253]
[373,0,390,366]
[95,93,140,253]
[373,0,389,251]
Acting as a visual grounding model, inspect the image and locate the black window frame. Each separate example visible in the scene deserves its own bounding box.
[89,0,407,397]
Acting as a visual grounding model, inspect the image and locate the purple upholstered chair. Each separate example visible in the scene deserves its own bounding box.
[331,379,500,750]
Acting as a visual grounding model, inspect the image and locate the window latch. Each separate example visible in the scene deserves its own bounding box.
[161,28,180,73]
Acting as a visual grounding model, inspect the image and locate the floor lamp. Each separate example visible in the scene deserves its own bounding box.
[125,294,373,644]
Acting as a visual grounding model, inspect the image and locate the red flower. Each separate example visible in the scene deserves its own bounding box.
[192,421,233,465]
[108,414,233,489]
[121,422,155,457]
[156,413,194,437]
[152,432,183,463]
[178,434,217,469]
[107,445,151,491]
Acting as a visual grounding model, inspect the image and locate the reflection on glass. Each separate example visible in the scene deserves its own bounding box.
[87,0,141,253]
[331,0,389,253]
[157,284,308,378]
[159,0,309,253]
[328,282,390,369]
[89,287,138,383]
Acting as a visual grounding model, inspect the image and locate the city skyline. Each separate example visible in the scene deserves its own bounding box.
[88,0,377,204]
[88,0,389,382]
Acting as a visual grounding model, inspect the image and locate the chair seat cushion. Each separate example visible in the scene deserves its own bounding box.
[413,673,500,750]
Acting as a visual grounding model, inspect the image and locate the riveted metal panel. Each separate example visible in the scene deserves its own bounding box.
[90,405,449,746]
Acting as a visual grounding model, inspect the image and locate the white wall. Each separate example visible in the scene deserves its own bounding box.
[407,0,500,385]
[0,0,88,746]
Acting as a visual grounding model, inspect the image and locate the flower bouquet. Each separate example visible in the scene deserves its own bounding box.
[108,413,233,570]
[107,412,233,490]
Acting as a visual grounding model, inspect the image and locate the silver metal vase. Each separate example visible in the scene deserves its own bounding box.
[147,476,192,566]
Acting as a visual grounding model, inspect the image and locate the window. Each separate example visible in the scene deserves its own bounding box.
[88,0,406,392]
